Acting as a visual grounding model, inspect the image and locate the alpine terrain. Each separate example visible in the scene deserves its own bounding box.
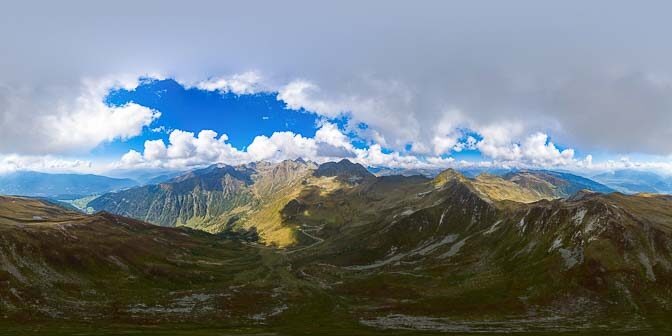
[2,160,672,334]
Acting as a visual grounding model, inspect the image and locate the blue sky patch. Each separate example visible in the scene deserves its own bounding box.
[96,79,321,157]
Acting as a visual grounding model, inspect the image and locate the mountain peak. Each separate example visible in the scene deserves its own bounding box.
[432,168,468,187]
[567,189,599,201]
[314,159,374,183]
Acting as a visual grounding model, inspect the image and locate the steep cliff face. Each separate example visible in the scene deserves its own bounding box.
[88,164,257,229]
[88,160,318,247]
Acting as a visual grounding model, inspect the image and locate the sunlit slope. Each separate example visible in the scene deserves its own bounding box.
[89,161,317,247]
[0,196,297,324]
[283,171,672,331]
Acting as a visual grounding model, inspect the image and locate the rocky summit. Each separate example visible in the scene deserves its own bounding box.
[1,161,672,334]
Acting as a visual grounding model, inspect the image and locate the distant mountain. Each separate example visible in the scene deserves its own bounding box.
[90,160,614,247]
[458,167,516,178]
[106,169,185,185]
[314,159,375,183]
[370,166,443,177]
[142,171,185,185]
[0,171,137,199]
[504,170,615,198]
[89,160,317,247]
[592,169,672,194]
[371,166,514,178]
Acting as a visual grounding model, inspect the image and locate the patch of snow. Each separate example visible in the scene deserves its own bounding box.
[513,241,537,258]
[558,247,583,269]
[440,237,468,258]
[572,208,587,225]
[483,220,503,235]
[127,303,192,314]
[250,304,289,321]
[108,256,129,271]
[414,235,458,256]
[548,238,562,253]
[347,233,462,270]
[437,210,447,230]
[518,217,527,232]
[638,253,656,281]
[345,251,409,271]
[359,313,609,333]
[0,252,26,283]
[417,190,432,197]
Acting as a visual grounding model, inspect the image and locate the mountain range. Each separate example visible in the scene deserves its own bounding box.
[2,160,672,333]
[0,171,137,199]
[88,160,614,246]
[592,169,672,194]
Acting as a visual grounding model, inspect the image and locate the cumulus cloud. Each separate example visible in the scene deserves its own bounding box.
[277,78,421,150]
[476,130,577,167]
[115,121,449,171]
[0,76,160,155]
[181,71,263,95]
[119,129,247,169]
[248,132,317,162]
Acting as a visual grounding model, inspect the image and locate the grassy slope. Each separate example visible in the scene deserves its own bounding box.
[8,168,672,334]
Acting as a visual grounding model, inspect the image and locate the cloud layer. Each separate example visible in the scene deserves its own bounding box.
[2,1,672,174]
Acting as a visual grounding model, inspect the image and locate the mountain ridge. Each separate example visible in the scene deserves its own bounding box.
[88,160,620,247]
[0,171,137,199]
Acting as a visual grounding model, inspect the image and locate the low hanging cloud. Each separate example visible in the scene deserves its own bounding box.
[0,154,93,175]
[117,122,451,171]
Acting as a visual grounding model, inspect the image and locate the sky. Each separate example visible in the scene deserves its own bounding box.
[1,0,672,176]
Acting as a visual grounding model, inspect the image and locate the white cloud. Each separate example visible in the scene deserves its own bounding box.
[182,71,263,95]
[453,136,477,153]
[475,130,577,167]
[117,129,247,170]
[115,122,449,171]
[120,150,144,166]
[520,133,575,166]
[248,132,318,162]
[277,78,421,151]
[5,2,672,162]
[277,80,347,117]
[314,121,354,150]
[0,154,93,174]
[356,144,424,169]
[0,75,161,155]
